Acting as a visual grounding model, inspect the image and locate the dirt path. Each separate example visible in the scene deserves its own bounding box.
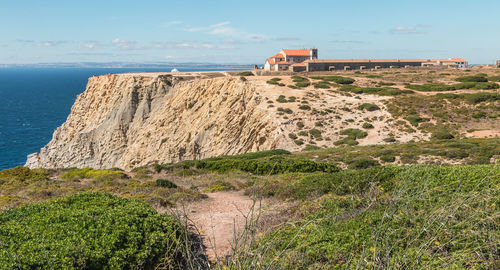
[176,191,258,260]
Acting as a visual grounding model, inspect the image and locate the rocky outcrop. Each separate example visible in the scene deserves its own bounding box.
[26,72,428,170]
[26,74,280,170]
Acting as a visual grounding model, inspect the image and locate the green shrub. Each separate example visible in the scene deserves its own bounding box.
[288,133,298,140]
[299,105,311,110]
[156,179,178,188]
[298,131,308,136]
[407,82,499,91]
[405,115,424,127]
[334,137,359,146]
[303,145,321,151]
[340,128,368,139]
[60,168,127,181]
[0,193,189,269]
[276,95,287,103]
[383,137,397,143]
[309,128,322,139]
[432,130,454,140]
[204,181,234,193]
[347,157,380,169]
[294,139,304,146]
[296,121,305,129]
[313,82,331,89]
[358,103,380,111]
[340,85,412,96]
[292,76,309,83]
[362,122,374,129]
[237,71,254,76]
[311,76,355,84]
[380,155,396,162]
[471,111,487,119]
[266,78,281,85]
[197,156,340,175]
[0,166,50,181]
[295,82,310,88]
[455,75,488,82]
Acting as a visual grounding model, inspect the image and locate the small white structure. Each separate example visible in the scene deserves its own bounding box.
[171,68,179,73]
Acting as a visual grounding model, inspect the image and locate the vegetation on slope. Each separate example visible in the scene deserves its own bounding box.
[0,192,193,269]
[234,165,499,269]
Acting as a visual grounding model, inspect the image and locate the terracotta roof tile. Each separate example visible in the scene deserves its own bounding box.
[282,49,310,56]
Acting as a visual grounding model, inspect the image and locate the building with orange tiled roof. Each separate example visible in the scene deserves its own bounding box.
[264,48,317,71]
[264,48,468,72]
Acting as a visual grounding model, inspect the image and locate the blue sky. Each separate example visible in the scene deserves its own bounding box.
[1,0,499,65]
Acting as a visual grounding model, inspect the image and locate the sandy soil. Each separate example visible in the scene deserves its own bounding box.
[174,191,258,260]
[466,129,500,138]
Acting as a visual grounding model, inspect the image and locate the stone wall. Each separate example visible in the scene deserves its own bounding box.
[306,61,423,71]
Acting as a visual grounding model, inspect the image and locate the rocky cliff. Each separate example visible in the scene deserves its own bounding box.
[26,73,281,170]
[26,72,426,170]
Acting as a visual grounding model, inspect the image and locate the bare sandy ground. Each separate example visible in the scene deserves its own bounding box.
[175,191,258,260]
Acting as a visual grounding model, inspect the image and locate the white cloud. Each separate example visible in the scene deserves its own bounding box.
[168,21,182,25]
[184,21,267,42]
[112,38,142,49]
[16,39,70,47]
[391,25,430,35]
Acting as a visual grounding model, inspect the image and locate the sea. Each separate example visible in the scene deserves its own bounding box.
[0,67,247,170]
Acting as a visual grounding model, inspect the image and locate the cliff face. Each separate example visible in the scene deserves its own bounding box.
[26,74,280,170]
[26,72,427,170]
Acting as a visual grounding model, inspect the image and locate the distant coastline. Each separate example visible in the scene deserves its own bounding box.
[0,62,255,69]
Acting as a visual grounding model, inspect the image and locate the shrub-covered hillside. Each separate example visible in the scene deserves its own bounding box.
[0,193,198,269]
[231,165,500,269]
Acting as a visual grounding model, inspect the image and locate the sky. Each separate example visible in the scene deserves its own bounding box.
[1,0,499,65]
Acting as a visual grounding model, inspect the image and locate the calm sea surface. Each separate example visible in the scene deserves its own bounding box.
[0,67,245,170]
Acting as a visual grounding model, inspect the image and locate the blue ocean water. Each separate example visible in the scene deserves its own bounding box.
[0,67,244,170]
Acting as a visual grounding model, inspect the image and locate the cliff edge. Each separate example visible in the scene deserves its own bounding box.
[26,73,280,170]
[26,72,426,170]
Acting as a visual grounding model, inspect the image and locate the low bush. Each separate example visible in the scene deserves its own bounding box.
[358,103,380,111]
[455,75,488,82]
[407,82,499,91]
[0,193,189,269]
[276,95,287,103]
[0,166,50,181]
[295,82,310,88]
[340,85,412,96]
[204,181,234,193]
[299,105,311,110]
[311,76,355,84]
[347,157,380,169]
[405,115,424,127]
[334,137,359,146]
[340,128,368,139]
[362,122,374,129]
[60,168,127,181]
[383,137,397,142]
[196,156,340,175]
[432,130,454,140]
[237,71,254,76]
[156,179,178,188]
[291,76,309,83]
[309,128,322,139]
[288,133,298,140]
